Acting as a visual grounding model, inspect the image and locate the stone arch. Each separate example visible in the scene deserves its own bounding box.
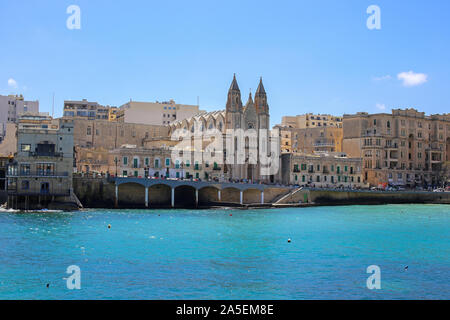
[148,183,171,207]
[215,113,225,132]
[207,117,216,130]
[198,186,220,205]
[221,187,241,203]
[174,185,197,208]
[117,182,146,208]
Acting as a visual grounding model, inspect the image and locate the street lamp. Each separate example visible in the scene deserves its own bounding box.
[114,157,120,177]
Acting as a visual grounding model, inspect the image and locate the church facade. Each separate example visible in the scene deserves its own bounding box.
[168,75,277,183]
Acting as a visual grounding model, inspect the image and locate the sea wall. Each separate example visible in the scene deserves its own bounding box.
[73,177,291,208]
[277,188,450,205]
[0,191,7,205]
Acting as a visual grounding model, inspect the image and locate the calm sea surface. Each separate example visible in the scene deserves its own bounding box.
[0,205,449,300]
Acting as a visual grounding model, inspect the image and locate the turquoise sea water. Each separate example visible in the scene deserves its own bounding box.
[0,205,449,300]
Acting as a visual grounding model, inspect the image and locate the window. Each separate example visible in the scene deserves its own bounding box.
[123,170,128,177]
[36,163,55,176]
[87,127,92,135]
[20,164,31,175]
[165,158,170,166]
[123,157,128,165]
[21,181,29,190]
[154,159,160,168]
[133,158,139,168]
[145,158,149,166]
[21,144,31,152]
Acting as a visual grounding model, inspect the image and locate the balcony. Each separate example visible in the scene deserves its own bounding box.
[8,189,71,196]
[313,142,334,148]
[362,132,382,137]
[29,151,63,158]
[7,171,70,177]
[385,144,399,149]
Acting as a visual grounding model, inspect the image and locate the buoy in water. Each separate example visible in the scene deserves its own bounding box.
[405,266,409,271]
[108,224,111,229]
[288,238,292,243]
[46,283,50,288]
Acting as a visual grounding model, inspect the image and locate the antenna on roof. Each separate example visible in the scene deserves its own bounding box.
[52,92,55,118]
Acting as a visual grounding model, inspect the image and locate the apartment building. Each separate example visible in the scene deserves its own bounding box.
[108,144,224,181]
[0,94,39,142]
[72,118,169,150]
[279,153,365,188]
[63,99,114,121]
[116,99,200,125]
[343,109,450,188]
[275,125,343,154]
[6,114,74,209]
[282,113,342,129]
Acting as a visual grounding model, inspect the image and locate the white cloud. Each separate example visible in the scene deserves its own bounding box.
[397,71,428,87]
[373,75,391,81]
[8,78,18,88]
[376,103,386,111]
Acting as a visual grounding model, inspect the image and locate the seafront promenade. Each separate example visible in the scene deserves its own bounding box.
[112,177,292,208]
[71,175,450,209]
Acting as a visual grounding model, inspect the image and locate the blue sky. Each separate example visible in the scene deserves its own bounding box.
[1,0,449,126]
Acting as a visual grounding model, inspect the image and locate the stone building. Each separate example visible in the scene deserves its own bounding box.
[71,118,169,150]
[107,144,224,181]
[168,75,274,183]
[0,94,39,143]
[275,125,343,154]
[117,99,201,125]
[282,113,342,129]
[343,109,450,187]
[63,99,114,121]
[71,119,169,173]
[6,114,75,209]
[279,153,366,188]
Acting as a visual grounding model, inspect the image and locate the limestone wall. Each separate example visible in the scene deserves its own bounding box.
[73,177,292,208]
[277,188,450,205]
